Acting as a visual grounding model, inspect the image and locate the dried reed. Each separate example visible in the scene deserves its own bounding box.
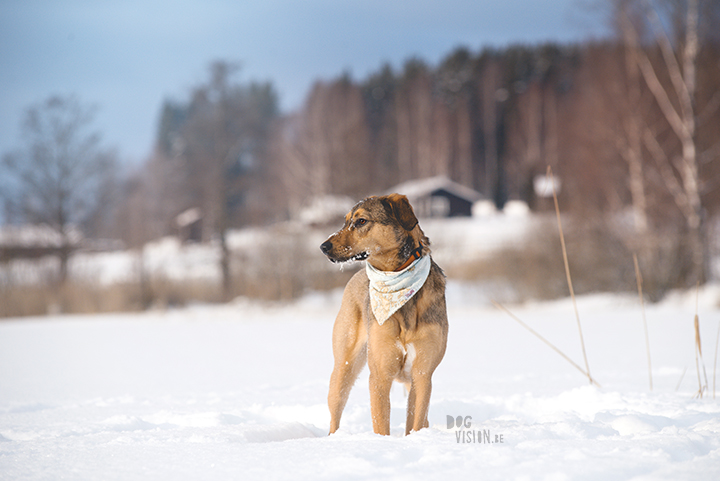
[693,283,709,398]
[633,254,653,391]
[491,300,601,387]
[675,366,687,392]
[547,166,592,386]
[713,319,719,400]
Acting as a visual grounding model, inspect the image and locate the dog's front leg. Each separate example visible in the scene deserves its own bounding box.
[404,382,417,435]
[368,370,394,435]
[406,328,445,434]
[367,336,403,436]
[407,376,432,434]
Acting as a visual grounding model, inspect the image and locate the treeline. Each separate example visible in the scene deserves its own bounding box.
[123,23,719,298]
[270,45,580,211]
[4,1,720,303]
[135,39,720,234]
[265,0,720,297]
[122,45,589,242]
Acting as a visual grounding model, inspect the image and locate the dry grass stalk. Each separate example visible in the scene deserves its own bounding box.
[694,314,705,398]
[713,320,719,400]
[547,166,592,386]
[633,253,653,391]
[693,284,709,398]
[491,299,601,388]
[675,366,687,392]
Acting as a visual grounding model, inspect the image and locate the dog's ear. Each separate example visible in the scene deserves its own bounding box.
[380,194,418,231]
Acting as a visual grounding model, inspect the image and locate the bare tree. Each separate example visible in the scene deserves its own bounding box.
[481,58,502,201]
[178,62,278,300]
[1,95,116,283]
[619,0,716,285]
[619,3,650,236]
[395,59,434,181]
[271,78,371,214]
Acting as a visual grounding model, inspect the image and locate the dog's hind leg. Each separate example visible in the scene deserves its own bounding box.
[328,281,368,435]
[328,339,367,434]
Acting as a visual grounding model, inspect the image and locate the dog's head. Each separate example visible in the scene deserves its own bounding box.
[320,194,430,272]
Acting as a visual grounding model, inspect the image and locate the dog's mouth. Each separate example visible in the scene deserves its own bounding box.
[321,239,369,264]
[349,251,369,262]
[328,251,368,264]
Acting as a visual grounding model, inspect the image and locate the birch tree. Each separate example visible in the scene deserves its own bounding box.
[619,0,713,284]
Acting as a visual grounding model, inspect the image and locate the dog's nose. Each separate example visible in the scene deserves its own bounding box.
[320,241,333,254]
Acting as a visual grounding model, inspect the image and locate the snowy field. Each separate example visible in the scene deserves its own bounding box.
[2,282,720,480]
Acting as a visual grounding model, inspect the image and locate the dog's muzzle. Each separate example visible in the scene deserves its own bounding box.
[320,240,368,263]
[320,241,333,255]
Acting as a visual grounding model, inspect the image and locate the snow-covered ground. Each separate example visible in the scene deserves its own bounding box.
[2,283,720,480]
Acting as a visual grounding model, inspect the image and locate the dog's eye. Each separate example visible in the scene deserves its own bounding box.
[355,218,367,228]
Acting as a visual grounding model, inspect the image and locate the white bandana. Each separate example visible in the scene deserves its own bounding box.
[365,255,431,325]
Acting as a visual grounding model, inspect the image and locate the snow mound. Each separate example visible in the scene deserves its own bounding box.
[243,422,323,443]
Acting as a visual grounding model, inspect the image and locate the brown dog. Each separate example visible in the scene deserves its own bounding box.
[320,194,448,435]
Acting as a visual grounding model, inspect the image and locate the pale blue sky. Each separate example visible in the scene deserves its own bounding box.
[0,0,610,163]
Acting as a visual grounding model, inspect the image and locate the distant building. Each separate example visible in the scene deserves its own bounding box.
[175,208,203,243]
[387,176,483,218]
[0,224,83,262]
